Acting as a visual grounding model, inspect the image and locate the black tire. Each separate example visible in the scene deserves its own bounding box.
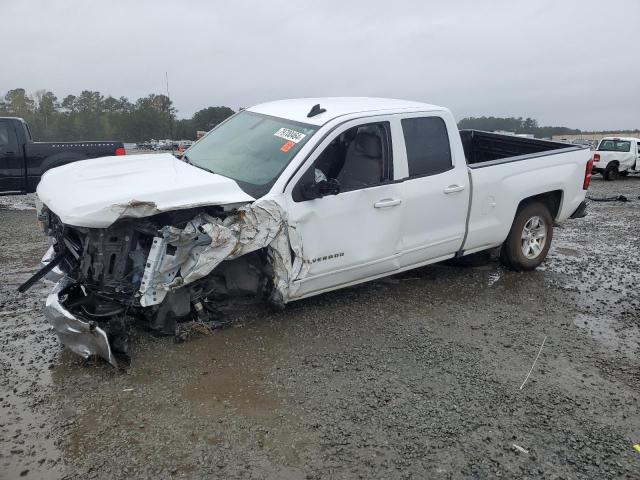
[500,202,553,271]
[604,164,619,181]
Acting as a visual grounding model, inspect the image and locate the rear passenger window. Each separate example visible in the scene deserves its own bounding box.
[0,123,17,153]
[0,124,10,149]
[401,117,452,177]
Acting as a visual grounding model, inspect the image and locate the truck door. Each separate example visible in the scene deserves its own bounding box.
[285,119,403,298]
[395,114,469,267]
[0,120,24,193]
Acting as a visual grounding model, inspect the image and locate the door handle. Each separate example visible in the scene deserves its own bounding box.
[374,198,402,208]
[443,184,465,194]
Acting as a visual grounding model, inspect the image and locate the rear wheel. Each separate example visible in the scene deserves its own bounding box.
[500,202,553,271]
[604,164,619,181]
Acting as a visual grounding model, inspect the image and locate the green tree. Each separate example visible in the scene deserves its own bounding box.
[458,116,580,138]
[33,90,58,137]
[192,106,235,131]
[61,95,77,112]
[1,88,237,142]
[4,88,35,118]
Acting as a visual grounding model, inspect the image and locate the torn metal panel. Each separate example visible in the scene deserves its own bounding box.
[35,196,303,367]
[44,277,118,368]
[140,199,292,307]
[285,224,309,299]
[111,200,160,219]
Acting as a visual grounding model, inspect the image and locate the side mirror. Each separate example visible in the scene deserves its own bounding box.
[301,178,341,200]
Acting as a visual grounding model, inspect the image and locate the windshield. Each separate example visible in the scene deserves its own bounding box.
[597,139,631,152]
[185,111,318,196]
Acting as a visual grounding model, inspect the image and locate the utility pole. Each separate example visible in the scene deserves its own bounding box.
[166,71,173,140]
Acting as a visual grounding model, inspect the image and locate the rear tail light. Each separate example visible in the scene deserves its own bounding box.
[583,158,593,190]
[115,147,126,156]
[593,153,600,162]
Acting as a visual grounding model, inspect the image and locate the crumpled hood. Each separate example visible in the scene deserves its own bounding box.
[37,153,255,228]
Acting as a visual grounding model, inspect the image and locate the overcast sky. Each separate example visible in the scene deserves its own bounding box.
[4,0,639,130]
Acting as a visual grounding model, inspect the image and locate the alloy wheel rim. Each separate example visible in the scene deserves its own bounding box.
[521,216,547,259]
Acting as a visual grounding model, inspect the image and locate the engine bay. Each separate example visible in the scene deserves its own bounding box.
[34,199,293,365]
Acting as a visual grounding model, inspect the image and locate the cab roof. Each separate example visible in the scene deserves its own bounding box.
[247,97,445,126]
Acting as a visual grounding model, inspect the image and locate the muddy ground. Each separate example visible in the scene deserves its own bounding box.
[1,176,639,479]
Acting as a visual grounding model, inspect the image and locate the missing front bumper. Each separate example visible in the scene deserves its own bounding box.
[44,277,119,368]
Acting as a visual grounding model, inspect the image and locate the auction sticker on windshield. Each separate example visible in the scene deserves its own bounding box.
[274,128,307,144]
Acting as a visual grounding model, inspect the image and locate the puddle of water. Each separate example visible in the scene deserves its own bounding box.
[573,313,639,357]
[177,325,283,417]
[56,319,315,473]
[0,315,64,480]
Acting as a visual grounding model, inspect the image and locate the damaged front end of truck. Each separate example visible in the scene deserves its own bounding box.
[30,199,295,368]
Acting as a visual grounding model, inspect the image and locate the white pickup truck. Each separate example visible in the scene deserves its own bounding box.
[591,136,640,180]
[26,98,592,366]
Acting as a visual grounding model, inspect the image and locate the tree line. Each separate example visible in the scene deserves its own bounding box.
[3,88,623,142]
[0,88,235,142]
[457,116,582,139]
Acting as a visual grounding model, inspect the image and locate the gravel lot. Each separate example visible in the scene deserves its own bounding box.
[1,176,639,479]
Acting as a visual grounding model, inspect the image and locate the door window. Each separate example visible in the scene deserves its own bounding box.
[0,123,19,154]
[293,122,392,201]
[0,123,11,152]
[401,116,452,177]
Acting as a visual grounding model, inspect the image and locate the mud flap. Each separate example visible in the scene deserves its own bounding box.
[569,200,588,219]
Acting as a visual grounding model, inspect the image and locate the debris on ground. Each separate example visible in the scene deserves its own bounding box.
[587,194,629,202]
[512,444,529,454]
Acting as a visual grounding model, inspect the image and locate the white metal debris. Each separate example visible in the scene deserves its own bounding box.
[512,444,529,454]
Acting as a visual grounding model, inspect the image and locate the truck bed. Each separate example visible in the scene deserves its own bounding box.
[461,130,590,256]
[460,130,580,167]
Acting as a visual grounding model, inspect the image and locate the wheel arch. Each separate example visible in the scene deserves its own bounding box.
[516,190,563,221]
[500,195,556,271]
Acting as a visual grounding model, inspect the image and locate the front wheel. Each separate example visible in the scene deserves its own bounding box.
[500,202,553,271]
[604,164,619,181]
